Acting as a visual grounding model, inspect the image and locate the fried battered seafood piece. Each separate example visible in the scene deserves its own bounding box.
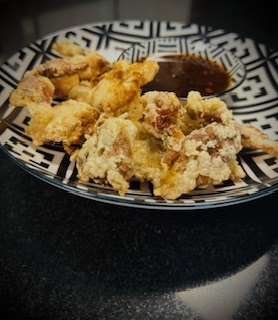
[35,56,108,98]
[141,91,186,150]
[87,60,159,120]
[74,117,138,196]
[26,99,99,148]
[141,91,245,199]
[133,132,165,188]
[68,80,93,102]
[185,90,235,127]
[9,38,278,200]
[240,123,278,158]
[73,90,246,199]
[52,41,111,80]
[156,121,245,199]
[26,43,111,98]
[141,91,185,137]
[52,41,88,57]
[49,74,80,98]
[24,102,53,145]
[70,52,112,80]
[36,58,88,78]
[9,74,55,106]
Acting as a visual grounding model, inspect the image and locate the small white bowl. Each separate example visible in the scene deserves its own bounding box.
[118,37,246,99]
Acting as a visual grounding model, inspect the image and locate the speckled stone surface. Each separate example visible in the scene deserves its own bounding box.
[1,147,278,319]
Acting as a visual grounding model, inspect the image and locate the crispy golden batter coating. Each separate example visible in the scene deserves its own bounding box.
[52,41,88,57]
[185,90,235,127]
[140,91,245,199]
[70,52,111,80]
[35,55,110,98]
[26,99,99,147]
[157,121,245,199]
[141,91,186,140]
[133,132,165,189]
[74,116,138,196]
[24,102,53,145]
[141,91,188,158]
[53,41,111,80]
[8,41,278,200]
[36,58,88,78]
[68,80,93,102]
[74,91,247,199]
[9,74,55,106]
[86,60,159,120]
[24,43,111,99]
[240,123,278,158]
[50,74,80,98]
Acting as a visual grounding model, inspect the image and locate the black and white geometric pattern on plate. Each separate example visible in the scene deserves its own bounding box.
[0,20,277,209]
[117,36,246,96]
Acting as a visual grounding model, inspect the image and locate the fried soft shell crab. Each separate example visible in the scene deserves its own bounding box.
[9,41,278,200]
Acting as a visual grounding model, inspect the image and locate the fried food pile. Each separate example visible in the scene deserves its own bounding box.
[9,41,278,199]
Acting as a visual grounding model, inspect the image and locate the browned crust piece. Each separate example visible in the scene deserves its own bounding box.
[240,123,278,158]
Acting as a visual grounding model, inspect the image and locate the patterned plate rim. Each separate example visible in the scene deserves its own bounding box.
[0,20,278,210]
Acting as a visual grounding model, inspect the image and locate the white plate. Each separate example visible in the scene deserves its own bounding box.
[0,20,278,210]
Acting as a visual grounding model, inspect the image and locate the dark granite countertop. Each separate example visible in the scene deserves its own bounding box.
[1,147,278,319]
[1,1,278,319]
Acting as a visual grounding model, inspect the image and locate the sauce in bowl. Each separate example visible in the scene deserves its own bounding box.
[141,54,231,98]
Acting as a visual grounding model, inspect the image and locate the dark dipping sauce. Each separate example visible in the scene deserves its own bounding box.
[141,54,231,97]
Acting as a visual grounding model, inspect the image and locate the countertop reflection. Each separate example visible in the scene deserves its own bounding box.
[1,148,277,319]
